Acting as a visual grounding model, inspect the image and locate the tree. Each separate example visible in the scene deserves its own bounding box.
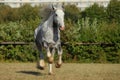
[81,3,106,22]
[19,4,40,21]
[107,0,120,23]
[0,5,11,23]
[65,5,81,23]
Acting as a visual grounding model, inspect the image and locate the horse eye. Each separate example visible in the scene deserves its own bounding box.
[55,14,57,16]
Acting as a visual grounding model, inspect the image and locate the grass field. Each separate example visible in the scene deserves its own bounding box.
[0,63,120,80]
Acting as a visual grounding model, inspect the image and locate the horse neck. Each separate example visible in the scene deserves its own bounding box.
[46,13,60,42]
[47,14,54,27]
[46,13,59,30]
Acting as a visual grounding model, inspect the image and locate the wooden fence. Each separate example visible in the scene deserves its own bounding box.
[0,42,115,46]
[0,42,32,45]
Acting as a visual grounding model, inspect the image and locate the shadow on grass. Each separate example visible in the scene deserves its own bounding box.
[16,71,46,76]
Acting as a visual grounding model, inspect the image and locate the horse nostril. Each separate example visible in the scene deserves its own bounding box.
[60,26,65,30]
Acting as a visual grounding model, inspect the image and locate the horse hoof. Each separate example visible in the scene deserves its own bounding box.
[48,57,54,63]
[37,65,45,70]
[37,60,45,70]
[55,62,62,68]
[48,72,54,75]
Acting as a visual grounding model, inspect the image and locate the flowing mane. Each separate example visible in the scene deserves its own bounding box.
[40,5,53,22]
[40,4,63,22]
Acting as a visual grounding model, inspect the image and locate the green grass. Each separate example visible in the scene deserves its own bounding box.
[0,63,120,80]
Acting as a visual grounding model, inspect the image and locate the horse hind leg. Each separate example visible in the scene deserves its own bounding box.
[37,59,45,70]
[36,43,45,70]
[55,45,63,68]
[37,52,45,70]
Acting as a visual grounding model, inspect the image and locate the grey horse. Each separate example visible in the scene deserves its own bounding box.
[34,5,65,75]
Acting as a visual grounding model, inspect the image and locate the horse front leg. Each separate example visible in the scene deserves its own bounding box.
[47,48,55,75]
[47,48,54,63]
[55,45,63,68]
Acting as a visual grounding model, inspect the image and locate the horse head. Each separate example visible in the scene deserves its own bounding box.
[52,5,65,30]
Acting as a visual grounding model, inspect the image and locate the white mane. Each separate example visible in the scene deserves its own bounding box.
[40,4,63,22]
[40,5,53,22]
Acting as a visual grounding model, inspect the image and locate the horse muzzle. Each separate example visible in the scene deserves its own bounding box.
[60,26,65,30]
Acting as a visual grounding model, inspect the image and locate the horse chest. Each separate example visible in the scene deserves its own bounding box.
[43,27,59,43]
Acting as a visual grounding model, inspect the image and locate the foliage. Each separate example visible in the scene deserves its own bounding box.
[106,0,120,23]
[81,3,106,22]
[64,5,81,23]
[0,44,38,62]
[0,5,14,23]
[0,4,40,23]
[19,4,40,21]
[62,18,120,63]
[0,3,120,63]
[0,19,40,42]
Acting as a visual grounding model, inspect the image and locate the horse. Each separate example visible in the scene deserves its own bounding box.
[34,4,65,75]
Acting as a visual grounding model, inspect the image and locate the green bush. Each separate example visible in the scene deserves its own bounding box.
[0,3,120,63]
[0,18,40,42]
[62,18,120,63]
[0,44,38,62]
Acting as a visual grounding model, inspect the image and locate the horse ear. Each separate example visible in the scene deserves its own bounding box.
[62,5,65,11]
[62,4,64,9]
[52,5,56,11]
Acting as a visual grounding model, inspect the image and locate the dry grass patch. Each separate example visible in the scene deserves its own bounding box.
[0,63,120,80]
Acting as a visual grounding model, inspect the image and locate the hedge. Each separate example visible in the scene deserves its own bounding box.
[0,2,120,63]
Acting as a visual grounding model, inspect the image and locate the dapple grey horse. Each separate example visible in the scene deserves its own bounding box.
[34,5,65,75]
